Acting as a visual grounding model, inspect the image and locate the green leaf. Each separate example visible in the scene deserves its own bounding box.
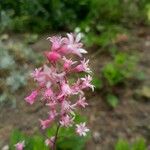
[106,94,119,108]
[115,139,130,150]
[32,136,48,150]
[103,63,123,85]
[132,138,147,150]
[9,130,25,150]
[92,77,103,89]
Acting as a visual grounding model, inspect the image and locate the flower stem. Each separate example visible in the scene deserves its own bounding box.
[52,123,61,150]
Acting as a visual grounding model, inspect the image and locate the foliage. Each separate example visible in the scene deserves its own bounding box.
[0,0,150,33]
[92,77,103,90]
[9,130,49,150]
[106,94,119,108]
[9,115,89,150]
[115,138,148,150]
[9,129,88,150]
[83,24,127,48]
[92,52,139,108]
[146,3,150,22]
[103,53,138,86]
[0,0,90,32]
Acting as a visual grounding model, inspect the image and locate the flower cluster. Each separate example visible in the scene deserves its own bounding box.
[25,33,94,148]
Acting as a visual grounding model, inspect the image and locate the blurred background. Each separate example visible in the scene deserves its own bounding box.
[0,0,150,150]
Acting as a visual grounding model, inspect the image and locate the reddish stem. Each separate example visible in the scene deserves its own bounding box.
[52,123,61,150]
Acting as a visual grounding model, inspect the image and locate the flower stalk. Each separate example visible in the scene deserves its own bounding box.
[22,33,94,149]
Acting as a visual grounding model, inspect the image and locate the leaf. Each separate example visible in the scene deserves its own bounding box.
[32,136,48,150]
[103,63,123,85]
[132,138,147,150]
[146,4,150,22]
[115,139,130,150]
[92,77,103,90]
[106,94,119,108]
[9,130,25,150]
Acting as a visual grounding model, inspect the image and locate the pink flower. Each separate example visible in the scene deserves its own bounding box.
[61,100,74,114]
[63,57,77,71]
[63,33,87,57]
[60,115,73,127]
[74,59,91,73]
[47,36,64,51]
[57,81,72,99]
[44,88,53,99]
[25,90,38,105]
[31,68,42,79]
[76,122,89,136]
[71,79,84,94]
[76,96,88,108]
[45,51,61,63]
[15,141,25,150]
[46,101,57,109]
[81,75,94,91]
[61,82,72,95]
[48,110,58,119]
[40,119,53,129]
[45,136,55,147]
[31,68,46,86]
[41,65,65,88]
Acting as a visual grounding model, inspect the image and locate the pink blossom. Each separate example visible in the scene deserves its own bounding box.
[57,81,73,99]
[31,68,42,79]
[47,36,64,51]
[41,65,65,88]
[61,100,74,114]
[60,115,73,127]
[63,57,77,71]
[42,65,55,87]
[63,33,87,57]
[71,79,84,94]
[31,68,46,86]
[74,59,91,73]
[40,119,53,129]
[76,96,88,108]
[76,122,89,136]
[46,101,57,109]
[45,136,55,147]
[25,90,38,105]
[15,141,25,150]
[45,51,61,63]
[61,82,72,94]
[44,88,53,99]
[48,110,58,119]
[81,75,94,91]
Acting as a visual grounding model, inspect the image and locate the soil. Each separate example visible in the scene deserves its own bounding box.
[0,27,150,150]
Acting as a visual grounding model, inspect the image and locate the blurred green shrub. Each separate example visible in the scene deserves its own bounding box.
[115,138,148,150]
[92,52,139,108]
[0,0,149,33]
[0,0,90,32]
[83,24,127,47]
[103,53,138,86]
[146,3,150,22]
